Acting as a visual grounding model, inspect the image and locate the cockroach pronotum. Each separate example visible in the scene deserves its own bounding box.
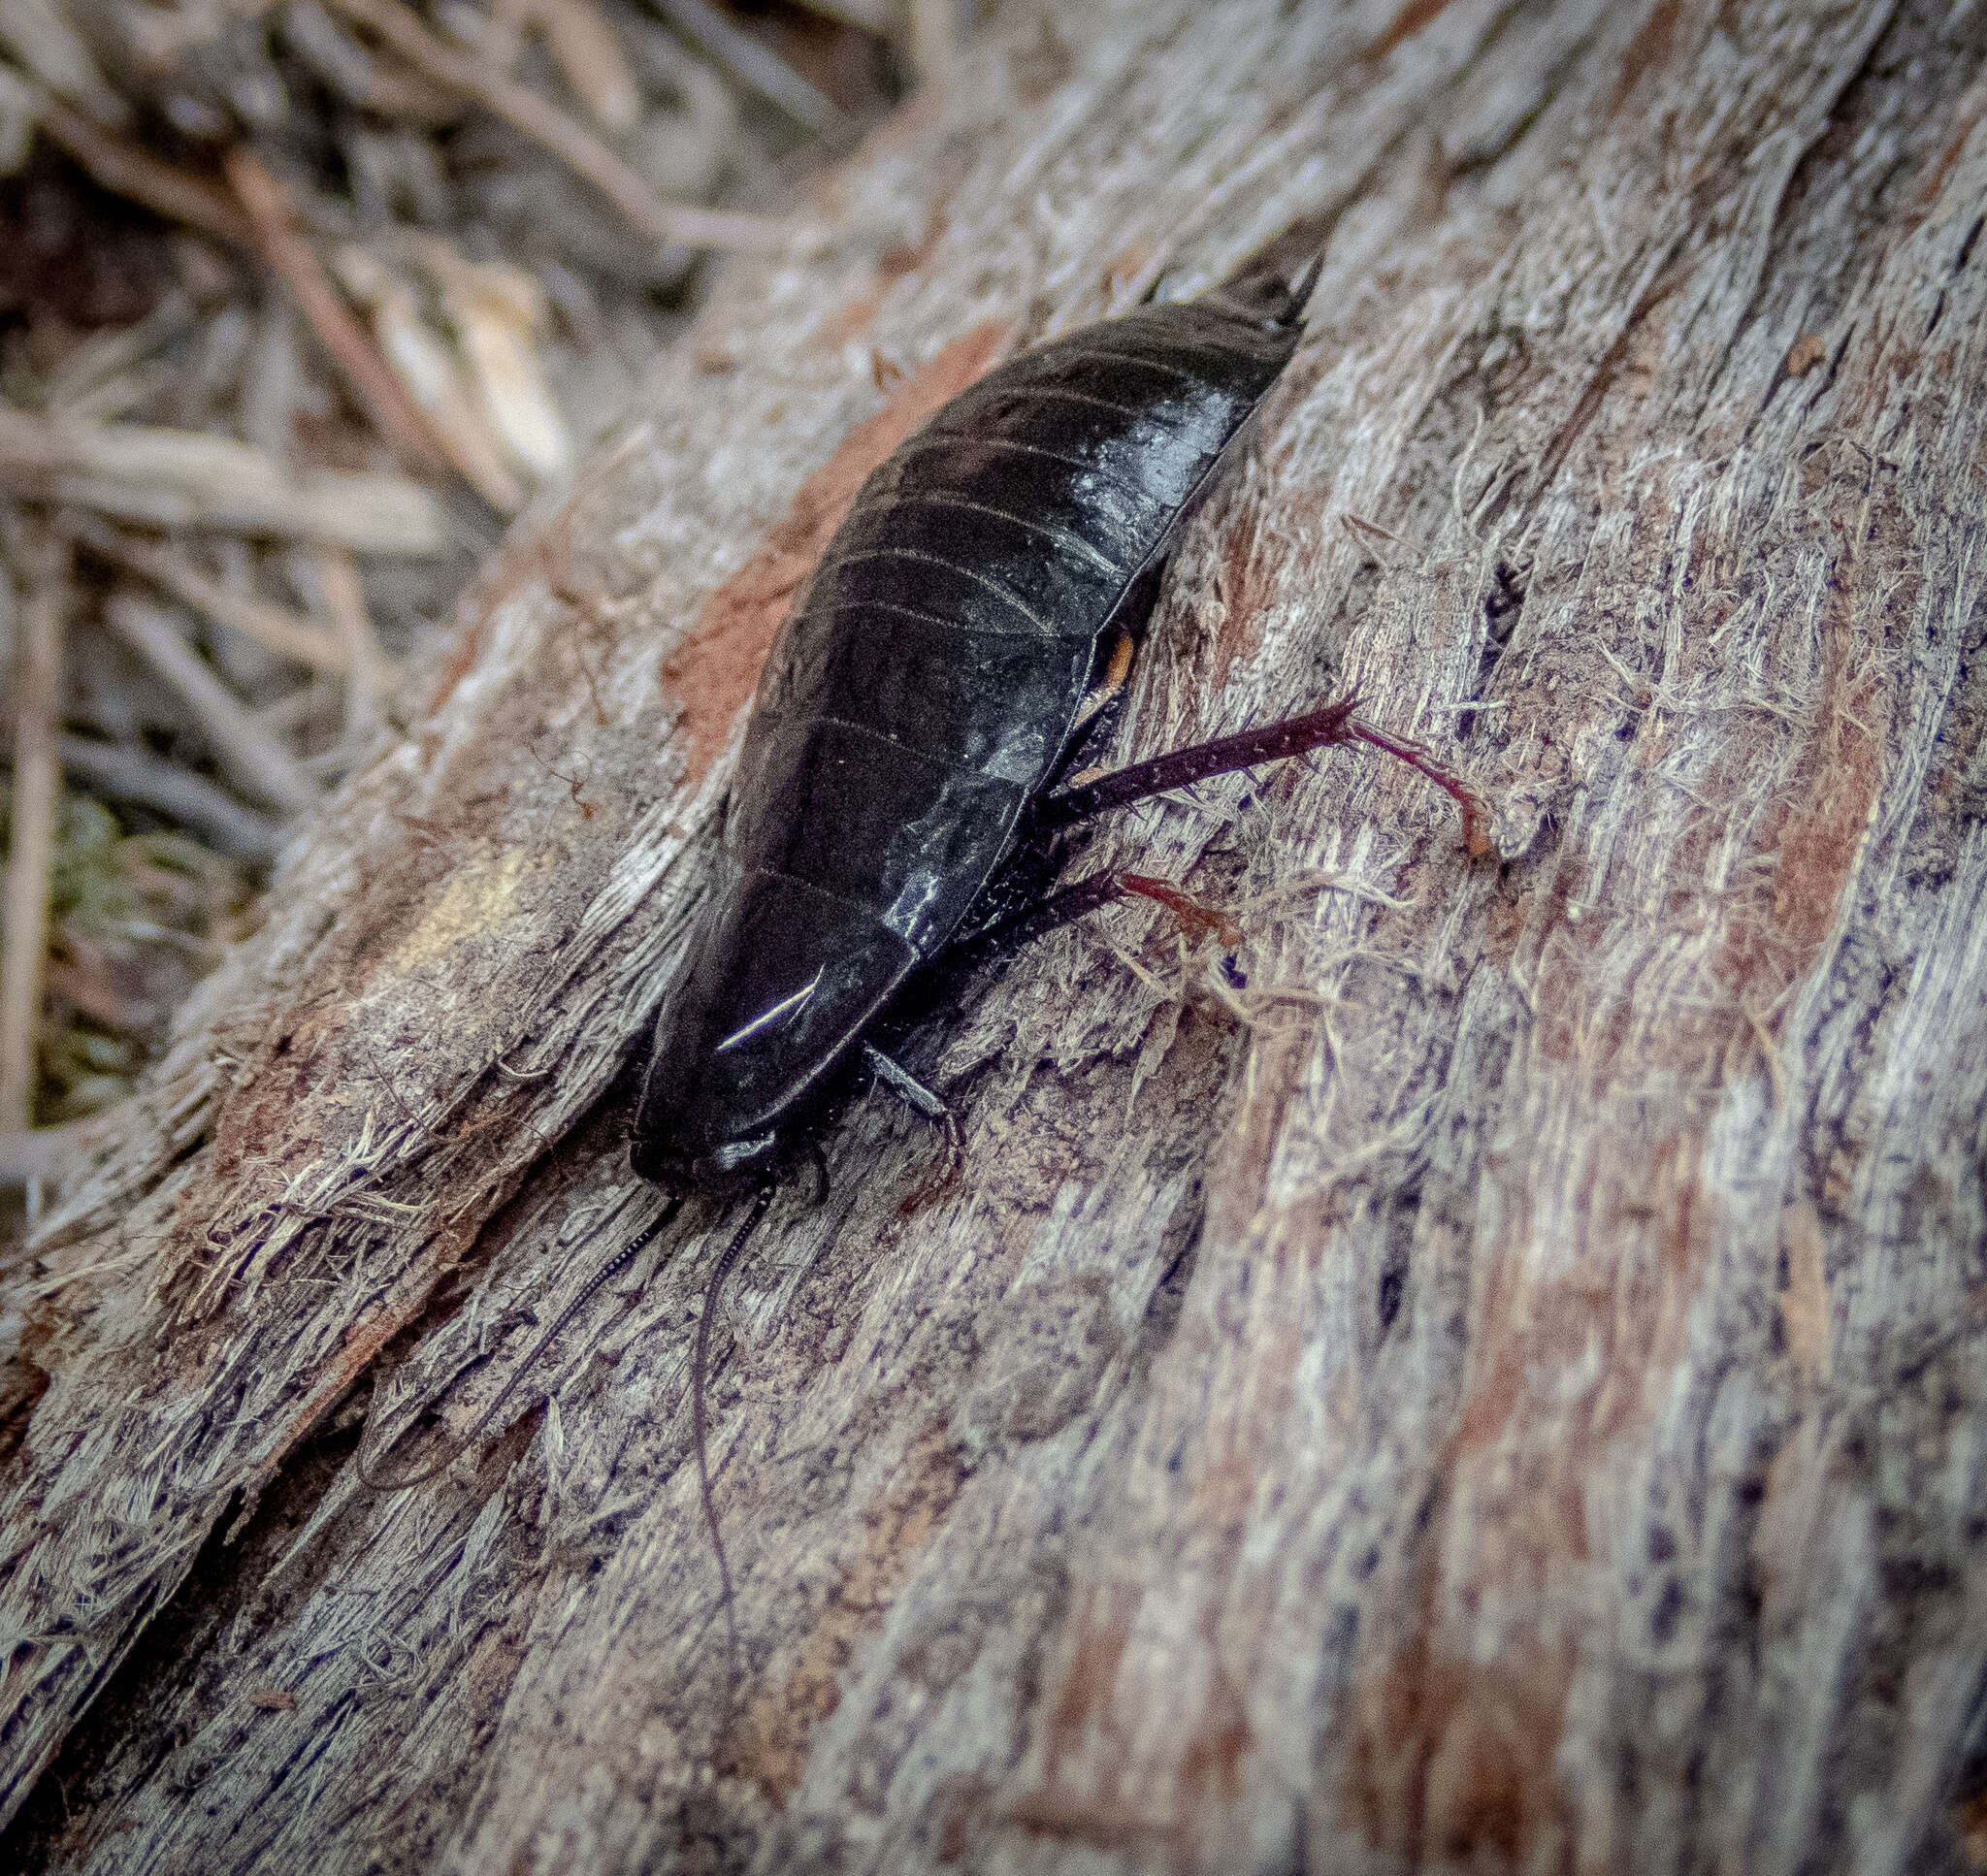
[361,253,1480,1663]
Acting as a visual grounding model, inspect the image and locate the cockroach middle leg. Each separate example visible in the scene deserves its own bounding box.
[863,1044,964,1213]
[950,867,1139,966]
[949,870,1247,988]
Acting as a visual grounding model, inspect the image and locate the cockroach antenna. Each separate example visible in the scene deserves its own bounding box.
[356,1193,684,1494]
[356,1177,778,1691]
[691,1180,777,1687]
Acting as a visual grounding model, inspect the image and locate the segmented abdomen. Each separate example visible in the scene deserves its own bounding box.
[639,299,1304,1157]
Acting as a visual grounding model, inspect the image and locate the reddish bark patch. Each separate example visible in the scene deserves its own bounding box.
[1041,1593,1135,1758]
[879,210,949,283]
[1347,1140,1719,1862]
[1005,1592,1258,1852]
[733,1424,966,1802]
[423,617,487,721]
[1003,1790,1181,1853]
[660,319,1010,787]
[1913,79,1987,211]
[1608,0,1682,116]
[1348,1639,1575,1865]
[1208,504,1273,700]
[1712,512,1900,1008]
[425,517,576,718]
[1360,0,1460,66]
[1176,1651,1253,1808]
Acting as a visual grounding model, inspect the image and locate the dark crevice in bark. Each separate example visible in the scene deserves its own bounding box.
[0,1415,366,1875]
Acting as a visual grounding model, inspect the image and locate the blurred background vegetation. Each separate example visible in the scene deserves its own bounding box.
[0,0,977,1228]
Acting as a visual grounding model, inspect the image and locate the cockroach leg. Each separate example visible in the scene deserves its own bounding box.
[952,867,1241,976]
[1121,873,1244,950]
[1037,694,1487,853]
[949,867,1133,969]
[863,1044,965,1213]
[806,1140,831,1207]
[357,1193,683,1494]
[1344,719,1489,857]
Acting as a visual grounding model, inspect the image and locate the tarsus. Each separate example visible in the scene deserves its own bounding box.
[357,1193,684,1493]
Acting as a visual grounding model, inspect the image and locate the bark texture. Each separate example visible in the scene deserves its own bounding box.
[5,2,1987,1871]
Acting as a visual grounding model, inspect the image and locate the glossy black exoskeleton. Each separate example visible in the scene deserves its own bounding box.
[362,260,1479,1651]
[633,267,1327,1190]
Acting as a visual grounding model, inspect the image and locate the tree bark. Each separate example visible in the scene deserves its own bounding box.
[6,2,1987,1870]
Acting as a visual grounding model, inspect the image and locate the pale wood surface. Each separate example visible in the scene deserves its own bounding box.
[5,2,1987,1870]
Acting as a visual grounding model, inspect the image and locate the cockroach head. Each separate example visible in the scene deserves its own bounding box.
[630,1121,785,1195]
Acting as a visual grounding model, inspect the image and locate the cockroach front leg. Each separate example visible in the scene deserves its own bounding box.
[863,1044,964,1213]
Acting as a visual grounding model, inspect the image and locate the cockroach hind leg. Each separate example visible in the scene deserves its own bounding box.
[1037,693,1487,854]
[946,868,1132,971]
[863,1045,964,1213]
[1037,695,1365,828]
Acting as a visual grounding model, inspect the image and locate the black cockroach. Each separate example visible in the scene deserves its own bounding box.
[360,256,1478,1656]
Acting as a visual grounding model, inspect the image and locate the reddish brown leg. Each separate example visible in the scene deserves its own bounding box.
[1342,719,1488,857]
[1037,694,1486,856]
[1120,874,1243,949]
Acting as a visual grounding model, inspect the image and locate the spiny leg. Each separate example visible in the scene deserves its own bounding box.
[864,1043,964,1213]
[1036,694,1485,855]
[904,696,1482,1201]
[949,696,1485,978]
[947,868,1241,973]
[949,867,1139,968]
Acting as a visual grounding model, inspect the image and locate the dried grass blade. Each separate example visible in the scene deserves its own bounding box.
[58,736,281,860]
[105,595,321,817]
[332,244,527,511]
[33,92,254,248]
[224,148,455,478]
[324,0,803,249]
[309,546,391,742]
[537,0,641,135]
[0,526,65,1133]
[71,519,349,675]
[0,405,447,554]
[647,0,846,136]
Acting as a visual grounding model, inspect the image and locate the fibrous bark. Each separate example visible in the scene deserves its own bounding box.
[5,2,1987,1871]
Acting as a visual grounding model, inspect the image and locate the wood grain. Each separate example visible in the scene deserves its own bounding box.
[5,2,1986,1870]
